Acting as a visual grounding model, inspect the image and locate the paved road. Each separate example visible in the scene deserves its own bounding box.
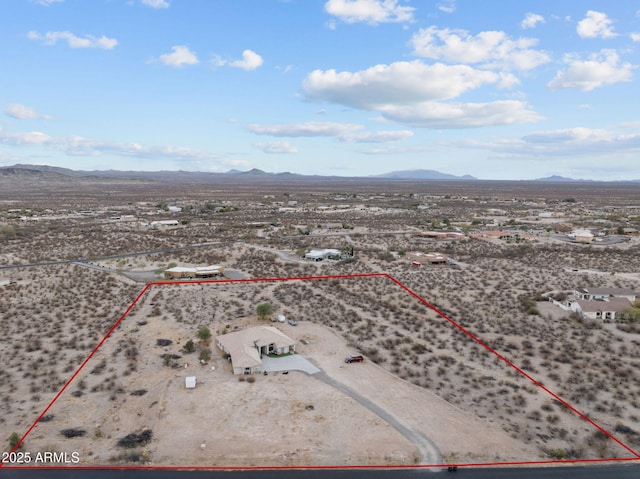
[0,240,244,271]
[2,464,639,478]
[313,371,442,466]
[0,231,415,271]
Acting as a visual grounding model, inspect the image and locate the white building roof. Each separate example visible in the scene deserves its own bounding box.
[305,248,341,259]
[166,265,222,274]
[185,376,197,389]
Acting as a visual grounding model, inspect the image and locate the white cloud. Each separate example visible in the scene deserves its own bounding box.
[302,60,541,128]
[246,121,413,143]
[548,50,633,91]
[141,0,169,8]
[522,127,613,144]
[31,0,63,5]
[0,129,232,165]
[631,33,640,42]
[5,104,52,120]
[324,0,414,25]
[247,121,363,137]
[459,126,640,158]
[159,46,199,67]
[27,30,117,49]
[521,13,544,30]
[230,50,263,71]
[410,26,550,71]
[437,0,456,14]
[252,141,298,154]
[376,100,542,128]
[339,129,414,143]
[304,61,513,109]
[577,10,617,39]
[211,50,264,71]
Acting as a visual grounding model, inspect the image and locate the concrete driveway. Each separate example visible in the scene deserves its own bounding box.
[261,354,320,375]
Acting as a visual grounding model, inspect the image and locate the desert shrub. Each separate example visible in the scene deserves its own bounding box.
[8,432,20,449]
[199,348,211,362]
[60,428,86,438]
[183,339,196,353]
[197,326,212,342]
[117,429,152,449]
[256,303,273,320]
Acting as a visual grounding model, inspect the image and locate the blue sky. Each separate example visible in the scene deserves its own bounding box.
[1,0,639,180]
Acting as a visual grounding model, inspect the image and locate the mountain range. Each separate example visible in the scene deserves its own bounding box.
[0,164,638,183]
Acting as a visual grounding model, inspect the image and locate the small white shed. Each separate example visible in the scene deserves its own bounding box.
[185,376,197,389]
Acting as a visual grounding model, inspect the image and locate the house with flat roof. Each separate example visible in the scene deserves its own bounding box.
[216,326,295,375]
[164,265,224,279]
[304,248,342,261]
[406,252,448,265]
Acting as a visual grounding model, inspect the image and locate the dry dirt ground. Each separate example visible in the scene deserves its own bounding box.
[20,279,538,467]
[2,179,640,467]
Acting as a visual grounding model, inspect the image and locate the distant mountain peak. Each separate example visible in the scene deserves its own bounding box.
[534,175,577,182]
[372,169,477,180]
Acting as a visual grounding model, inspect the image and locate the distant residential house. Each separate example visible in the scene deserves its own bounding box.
[570,229,594,243]
[471,231,514,240]
[415,231,465,240]
[406,252,448,265]
[574,287,636,303]
[304,248,342,261]
[151,220,179,227]
[164,265,224,279]
[216,326,295,375]
[570,298,632,321]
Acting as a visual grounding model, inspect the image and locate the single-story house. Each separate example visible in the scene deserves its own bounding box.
[574,287,636,303]
[216,326,295,375]
[415,231,465,240]
[151,220,180,227]
[164,265,224,279]
[406,252,448,265]
[570,297,632,321]
[304,248,342,261]
[569,229,594,243]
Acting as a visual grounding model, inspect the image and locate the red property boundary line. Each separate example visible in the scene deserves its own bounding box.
[4,273,639,471]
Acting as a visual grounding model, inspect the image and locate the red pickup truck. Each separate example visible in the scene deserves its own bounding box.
[345,355,364,363]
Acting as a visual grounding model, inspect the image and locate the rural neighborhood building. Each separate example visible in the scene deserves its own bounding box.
[304,248,342,261]
[569,229,594,243]
[554,287,637,321]
[216,326,295,375]
[471,231,514,240]
[570,298,632,321]
[164,265,224,279]
[415,231,465,240]
[151,220,180,228]
[574,287,636,303]
[406,252,448,265]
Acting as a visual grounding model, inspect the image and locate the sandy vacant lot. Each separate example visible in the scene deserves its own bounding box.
[23,281,538,467]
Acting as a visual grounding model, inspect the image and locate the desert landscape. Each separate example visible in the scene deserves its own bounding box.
[1,167,639,467]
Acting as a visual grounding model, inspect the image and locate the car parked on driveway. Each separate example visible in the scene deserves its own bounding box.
[345,355,364,363]
[288,319,298,326]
